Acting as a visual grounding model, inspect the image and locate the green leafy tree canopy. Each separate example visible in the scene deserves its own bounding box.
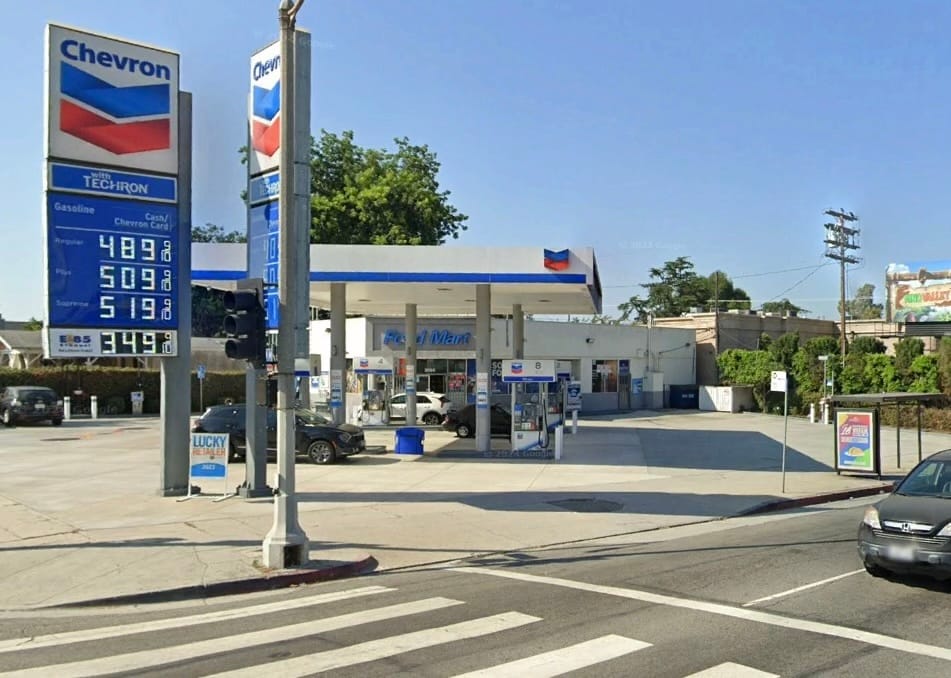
[839,283,883,320]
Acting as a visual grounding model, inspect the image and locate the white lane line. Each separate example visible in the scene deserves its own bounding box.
[685,662,778,677]
[450,634,651,677]
[206,612,542,678]
[743,569,865,607]
[0,585,396,654]
[450,567,951,663]
[0,597,463,678]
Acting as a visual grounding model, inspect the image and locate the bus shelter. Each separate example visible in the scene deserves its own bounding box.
[829,392,946,478]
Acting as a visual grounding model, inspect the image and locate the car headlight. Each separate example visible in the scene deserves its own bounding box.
[337,432,352,443]
[937,523,951,537]
[863,506,882,530]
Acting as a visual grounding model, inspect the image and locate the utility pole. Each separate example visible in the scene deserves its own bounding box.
[263,0,308,569]
[823,209,860,367]
[713,270,720,385]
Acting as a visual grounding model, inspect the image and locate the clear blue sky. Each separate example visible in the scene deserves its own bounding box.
[4,0,950,322]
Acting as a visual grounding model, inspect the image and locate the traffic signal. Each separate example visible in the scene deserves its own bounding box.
[223,279,266,367]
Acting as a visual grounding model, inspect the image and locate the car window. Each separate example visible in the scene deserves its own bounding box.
[296,409,332,426]
[898,460,951,496]
[417,396,431,404]
[391,395,405,405]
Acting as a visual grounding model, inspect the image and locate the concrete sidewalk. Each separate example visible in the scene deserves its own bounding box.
[0,410,944,609]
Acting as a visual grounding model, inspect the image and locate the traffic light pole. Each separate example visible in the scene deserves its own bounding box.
[263,0,309,569]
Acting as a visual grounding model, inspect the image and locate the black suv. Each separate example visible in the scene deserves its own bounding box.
[192,404,365,464]
[0,386,64,427]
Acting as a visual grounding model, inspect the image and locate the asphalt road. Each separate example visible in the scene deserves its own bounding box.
[1,497,950,677]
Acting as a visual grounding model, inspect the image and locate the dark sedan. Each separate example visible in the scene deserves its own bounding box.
[0,386,64,427]
[442,403,511,438]
[192,404,365,464]
[857,449,951,579]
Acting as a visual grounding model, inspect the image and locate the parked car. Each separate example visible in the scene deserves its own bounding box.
[389,391,455,425]
[442,403,511,438]
[857,449,951,579]
[0,386,64,427]
[191,404,365,464]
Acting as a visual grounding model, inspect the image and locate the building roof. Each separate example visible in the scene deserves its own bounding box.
[0,330,43,352]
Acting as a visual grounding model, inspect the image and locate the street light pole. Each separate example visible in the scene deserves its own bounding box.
[263,0,308,569]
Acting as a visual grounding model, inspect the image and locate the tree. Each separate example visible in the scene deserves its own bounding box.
[839,283,883,320]
[617,256,710,322]
[768,332,799,370]
[191,222,246,243]
[849,336,886,355]
[894,337,925,387]
[22,317,43,331]
[760,298,806,315]
[707,271,752,311]
[309,131,468,245]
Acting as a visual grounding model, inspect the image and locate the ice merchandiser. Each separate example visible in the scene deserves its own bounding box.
[501,359,558,454]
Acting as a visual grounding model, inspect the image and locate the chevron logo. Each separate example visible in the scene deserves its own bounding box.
[58,62,170,154]
[251,81,281,156]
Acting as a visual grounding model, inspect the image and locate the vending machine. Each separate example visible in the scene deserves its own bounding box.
[501,359,557,453]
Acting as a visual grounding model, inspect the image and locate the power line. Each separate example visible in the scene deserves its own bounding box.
[763,262,828,303]
[600,261,836,289]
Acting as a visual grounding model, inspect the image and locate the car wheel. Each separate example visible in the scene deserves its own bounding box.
[2,409,13,427]
[51,418,63,426]
[863,558,887,578]
[227,442,242,463]
[307,439,336,464]
[422,412,441,425]
[456,423,472,438]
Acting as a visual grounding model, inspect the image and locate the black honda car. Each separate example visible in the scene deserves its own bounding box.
[442,403,511,438]
[192,404,365,464]
[857,449,951,579]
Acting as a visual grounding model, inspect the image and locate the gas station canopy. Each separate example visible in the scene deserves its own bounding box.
[192,244,603,316]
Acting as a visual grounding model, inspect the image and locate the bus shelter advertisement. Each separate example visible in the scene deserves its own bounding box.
[835,409,878,474]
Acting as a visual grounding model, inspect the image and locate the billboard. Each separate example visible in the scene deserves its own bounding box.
[45,24,179,174]
[886,260,951,323]
[43,24,181,358]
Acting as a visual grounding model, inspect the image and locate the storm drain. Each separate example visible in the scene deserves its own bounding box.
[547,498,624,513]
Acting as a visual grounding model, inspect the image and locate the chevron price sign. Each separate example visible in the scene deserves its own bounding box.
[43,24,182,358]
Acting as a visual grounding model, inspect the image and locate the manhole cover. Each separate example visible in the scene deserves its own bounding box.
[40,437,81,442]
[548,498,623,513]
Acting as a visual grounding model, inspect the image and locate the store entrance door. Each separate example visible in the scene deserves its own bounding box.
[618,373,631,410]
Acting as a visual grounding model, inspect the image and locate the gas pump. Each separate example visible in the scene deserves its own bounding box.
[352,356,393,426]
[501,359,557,453]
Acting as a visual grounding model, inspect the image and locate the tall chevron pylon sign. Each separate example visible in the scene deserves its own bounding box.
[252,79,280,156]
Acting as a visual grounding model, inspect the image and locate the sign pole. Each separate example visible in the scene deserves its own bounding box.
[781,384,789,493]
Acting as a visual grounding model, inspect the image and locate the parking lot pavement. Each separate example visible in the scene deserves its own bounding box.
[0,410,929,608]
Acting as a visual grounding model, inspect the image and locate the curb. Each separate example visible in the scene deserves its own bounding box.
[735,484,896,517]
[47,554,378,609]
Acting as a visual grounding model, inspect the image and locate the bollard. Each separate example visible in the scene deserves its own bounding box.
[63,396,71,421]
[822,401,830,426]
[554,425,564,460]
[571,410,578,435]
[90,395,98,419]
[808,403,815,424]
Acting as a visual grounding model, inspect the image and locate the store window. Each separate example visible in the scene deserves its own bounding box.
[592,360,618,393]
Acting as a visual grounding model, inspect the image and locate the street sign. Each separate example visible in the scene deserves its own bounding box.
[197,364,206,381]
[566,381,582,411]
[770,370,788,393]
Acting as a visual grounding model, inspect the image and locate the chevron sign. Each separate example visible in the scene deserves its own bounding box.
[248,41,282,174]
[46,25,180,174]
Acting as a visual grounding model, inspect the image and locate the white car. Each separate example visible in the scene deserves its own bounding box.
[389,392,455,425]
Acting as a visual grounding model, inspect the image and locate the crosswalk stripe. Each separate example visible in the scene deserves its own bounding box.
[0,585,395,654]
[684,662,778,677]
[0,597,463,678]
[206,612,542,678]
[450,634,652,677]
[453,567,951,663]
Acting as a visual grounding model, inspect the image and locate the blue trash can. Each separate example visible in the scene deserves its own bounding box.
[394,426,425,455]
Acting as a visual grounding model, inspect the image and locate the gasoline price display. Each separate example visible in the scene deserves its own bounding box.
[100,330,176,356]
[46,193,178,330]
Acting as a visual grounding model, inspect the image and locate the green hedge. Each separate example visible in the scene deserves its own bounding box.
[0,367,245,414]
